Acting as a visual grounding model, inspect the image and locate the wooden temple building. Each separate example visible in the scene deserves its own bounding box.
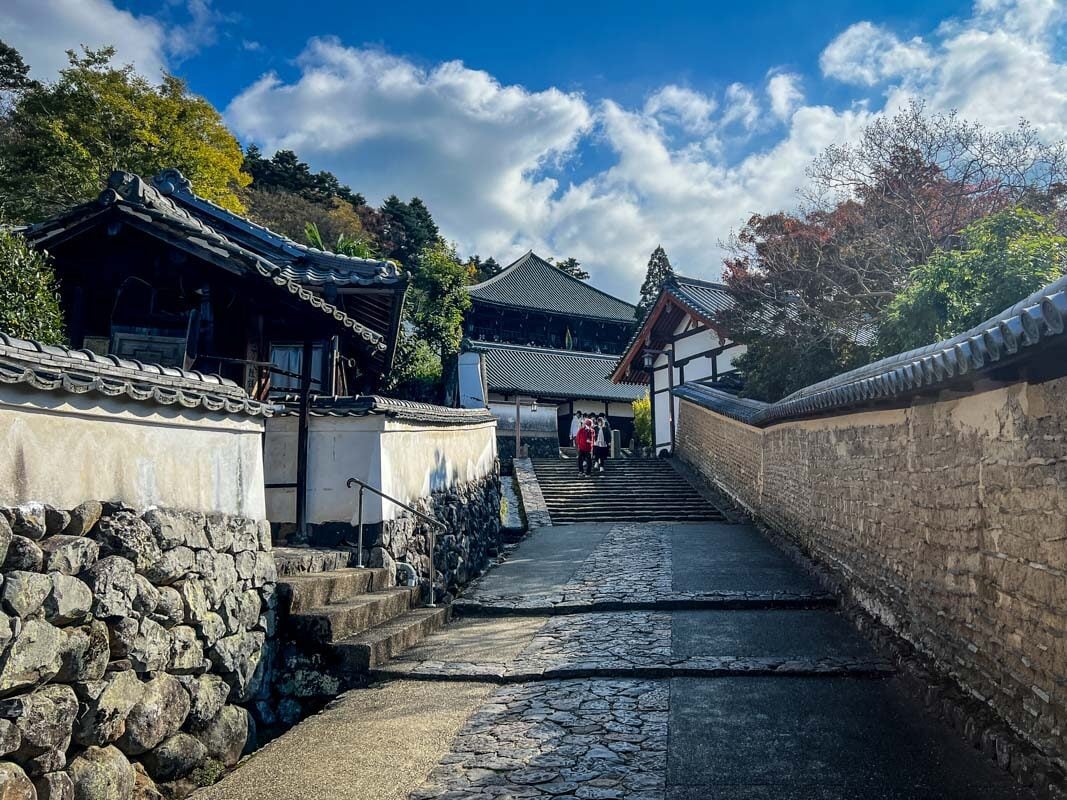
[611,275,745,454]
[19,168,409,533]
[20,169,407,397]
[457,251,644,456]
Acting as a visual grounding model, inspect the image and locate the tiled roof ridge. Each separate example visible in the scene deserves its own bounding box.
[671,273,731,291]
[0,331,273,417]
[151,168,404,279]
[274,394,495,424]
[677,274,1067,427]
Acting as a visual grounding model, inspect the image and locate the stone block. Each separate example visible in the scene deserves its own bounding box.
[0,619,62,696]
[140,732,206,782]
[193,704,249,767]
[44,573,92,625]
[116,673,190,756]
[143,546,195,587]
[2,536,43,573]
[84,557,137,619]
[93,513,162,574]
[64,502,103,537]
[178,674,230,730]
[2,571,53,617]
[55,620,109,684]
[39,536,99,576]
[67,746,135,800]
[72,668,144,747]
[0,761,35,800]
[34,771,74,800]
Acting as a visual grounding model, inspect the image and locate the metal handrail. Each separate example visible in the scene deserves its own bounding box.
[346,477,446,608]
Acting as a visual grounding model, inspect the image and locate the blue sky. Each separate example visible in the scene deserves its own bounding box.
[4,0,1067,299]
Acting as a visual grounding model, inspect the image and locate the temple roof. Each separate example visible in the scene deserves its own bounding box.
[0,331,273,417]
[612,275,737,385]
[20,170,408,373]
[468,251,637,323]
[472,341,645,402]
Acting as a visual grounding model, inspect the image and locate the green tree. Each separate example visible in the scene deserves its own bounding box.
[242,146,366,207]
[382,332,443,403]
[0,40,34,95]
[408,240,471,360]
[877,208,1067,355]
[0,45,249,222]
[632,394,652,448]
[0,230,65,344]
[636,246,674,318]
[555,257,590,280]
[465,255,502,284]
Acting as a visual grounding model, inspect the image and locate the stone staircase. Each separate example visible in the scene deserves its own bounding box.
[276,550,451,675]
[530,457,726,524]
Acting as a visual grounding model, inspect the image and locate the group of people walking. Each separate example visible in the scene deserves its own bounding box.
[570,411,612,477]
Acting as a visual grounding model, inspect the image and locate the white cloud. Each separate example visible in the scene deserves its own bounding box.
[0,0,226,80]
[644,85,717,135]
[0,0,170,79]
[721,82,761,130]
[767,72,803,121]
[820,21,935,86]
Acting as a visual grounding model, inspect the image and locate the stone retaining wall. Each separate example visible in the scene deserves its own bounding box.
[0,501,275,799]
[676,375,1067,769]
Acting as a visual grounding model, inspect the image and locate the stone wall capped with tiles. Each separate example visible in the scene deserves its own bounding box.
[676,375,1067,768]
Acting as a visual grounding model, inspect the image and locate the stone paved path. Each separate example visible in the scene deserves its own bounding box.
[398,521,1033,800]
[200,520,1035,799]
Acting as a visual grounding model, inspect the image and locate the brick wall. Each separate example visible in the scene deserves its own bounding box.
[677,376,1067,766]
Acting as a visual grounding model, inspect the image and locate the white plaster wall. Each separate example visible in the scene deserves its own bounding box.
[0,383,266,518]
[651,317,746,448]
[264,414,498,525]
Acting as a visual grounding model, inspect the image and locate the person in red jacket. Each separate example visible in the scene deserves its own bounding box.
[576,418,594,477]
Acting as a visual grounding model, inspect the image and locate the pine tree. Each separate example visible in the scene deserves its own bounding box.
[636,245,674,319]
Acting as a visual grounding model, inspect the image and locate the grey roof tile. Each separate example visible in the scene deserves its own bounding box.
[473,341,645,402]
[468,251,637,322]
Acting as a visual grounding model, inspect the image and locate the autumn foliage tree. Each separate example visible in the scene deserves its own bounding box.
[718,101,1067,401]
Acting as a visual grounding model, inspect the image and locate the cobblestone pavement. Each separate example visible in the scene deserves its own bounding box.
[377,610,894,681]
[399,521,1034,800]
[409,680,668,800]
[456,523,834,612]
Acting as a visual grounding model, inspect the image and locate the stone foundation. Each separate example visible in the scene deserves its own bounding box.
[0,501,275,799]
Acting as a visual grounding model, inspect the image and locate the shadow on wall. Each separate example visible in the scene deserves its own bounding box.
[429,449,449,495]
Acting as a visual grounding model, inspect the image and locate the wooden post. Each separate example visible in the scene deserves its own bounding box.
[514,394,521,458]
[667,347,676,454]
[295,339,313,538]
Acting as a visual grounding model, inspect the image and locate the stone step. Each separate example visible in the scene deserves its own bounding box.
[551,514,723,523]
[279,567,395,614]
[290,587,419,643]
[273,546,363,577]
[333,606,452,673]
